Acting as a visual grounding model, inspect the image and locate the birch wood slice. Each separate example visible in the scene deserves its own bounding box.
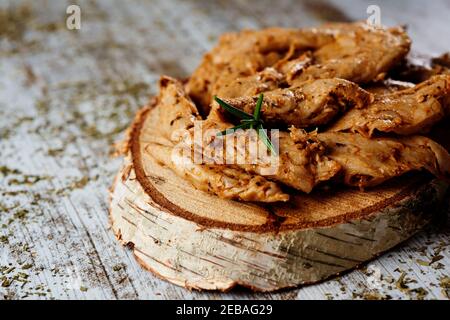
[109,105,449,292]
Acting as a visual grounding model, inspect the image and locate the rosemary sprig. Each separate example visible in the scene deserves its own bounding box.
[217,122,249,136]
[214,96,253,120]
[214,94,277,155]
[253,93,264,122]
[256,123,277,155]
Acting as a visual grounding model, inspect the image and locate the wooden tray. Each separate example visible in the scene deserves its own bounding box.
[109,105,448,292]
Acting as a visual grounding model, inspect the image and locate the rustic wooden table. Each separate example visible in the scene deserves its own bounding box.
[1,0,449,300]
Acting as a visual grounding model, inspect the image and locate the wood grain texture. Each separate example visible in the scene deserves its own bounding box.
[1,0,449,299]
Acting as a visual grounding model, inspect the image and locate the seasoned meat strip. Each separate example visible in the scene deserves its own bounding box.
[292,22,410,85]
[154,76,202,139]
[330,74,450,136]
[219,78,372,128]
[154,143,289,202]
[317,131,450,188]
[195,108,342,193]
[150,76,289,202]
[215,67,284,99]
[187,27,339,112]
[187,22,410,113]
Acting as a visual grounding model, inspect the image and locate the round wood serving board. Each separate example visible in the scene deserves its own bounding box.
[109,105,449,292]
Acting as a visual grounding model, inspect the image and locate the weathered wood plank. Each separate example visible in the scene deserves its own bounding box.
[0,0,449,300]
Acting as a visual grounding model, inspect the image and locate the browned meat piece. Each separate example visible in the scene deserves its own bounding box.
[151,76,289,202]
[215,67,284,99]
[153,77,449,197]
[214,53,314,100]
[186,27,336,113]
[219,78,372,128]
[150,142,288,202]
[317,132,450,188]
[330,75,450,136]
[154,76,202,140]
[292,22,410,85]
[169,144,289,202]
[187,22,410,113]
[197,108,342,193]
[275,52,314,84]
[153,77,341,195]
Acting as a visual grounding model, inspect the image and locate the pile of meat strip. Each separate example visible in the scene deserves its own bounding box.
[148,22,450,203]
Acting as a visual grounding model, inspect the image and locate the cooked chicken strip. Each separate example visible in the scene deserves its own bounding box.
[154,76,202,140]
[153,77,341,194]
[214,52,315,100]
[152,76,289,202]
[317,131,450,188]
[197,108,342,193]
[330,74,450,136]
[276,51,314,84]
[187,27,336,113]
[164,143,289,202]
[219,78,372,128]
[187,22,409,113]
[215,53,315,99]
[291,22,410,85]
[215,67,284,99]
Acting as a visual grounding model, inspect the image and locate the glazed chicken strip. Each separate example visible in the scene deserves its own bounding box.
[317,131,450,188]
[154,78,341,194]
[152,142,289,202]
[330,74,450,136]
[187,27,338,112]
[154,76,202,139]
[187,22,409,113]
[215,53,314,99]
[289,22,410,85]
[219,78,372,128]
[215,67,284,99]
[196,108,342,193]
[150,76,289,202]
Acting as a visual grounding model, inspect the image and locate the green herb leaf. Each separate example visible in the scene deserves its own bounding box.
[253,93,264,122]
[240,118,258,130]
[256,124,277,155]
[217,123,250,136]
[216,94,275,155]
[214,96,253,120]
[240,119,257,124]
